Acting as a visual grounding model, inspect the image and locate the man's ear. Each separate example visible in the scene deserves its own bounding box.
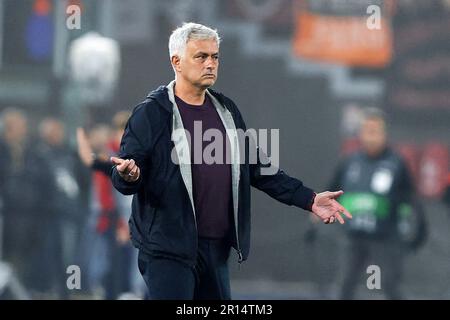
[171,55,182,73]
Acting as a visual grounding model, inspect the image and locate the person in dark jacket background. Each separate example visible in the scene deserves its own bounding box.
[77,112,146,299]
[330,108,427,299]
[0,108,53,293]
[35,117,85,298]
[110,22,352,300]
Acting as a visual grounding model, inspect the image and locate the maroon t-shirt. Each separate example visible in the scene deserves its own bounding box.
[175,94,233,239]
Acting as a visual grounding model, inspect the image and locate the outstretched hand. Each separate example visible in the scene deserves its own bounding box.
[111,156,141,182]
[311,190,352,224]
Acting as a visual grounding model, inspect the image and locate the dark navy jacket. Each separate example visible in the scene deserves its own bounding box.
[111,84,315,266]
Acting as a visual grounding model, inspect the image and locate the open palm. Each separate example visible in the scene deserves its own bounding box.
[311,190,352,224]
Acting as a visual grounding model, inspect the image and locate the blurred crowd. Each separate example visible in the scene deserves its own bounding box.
[0,107,145,299]
[1,103,448,300]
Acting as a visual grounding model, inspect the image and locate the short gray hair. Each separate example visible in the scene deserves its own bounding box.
[168,22,221,58]
[363,107,386,123]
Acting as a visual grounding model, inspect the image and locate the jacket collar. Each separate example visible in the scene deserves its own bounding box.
[146,80,228,113]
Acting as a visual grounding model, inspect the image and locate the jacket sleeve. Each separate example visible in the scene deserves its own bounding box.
[230,100,315,211]
[92,158,114,176]
[397,157,415,204]
[398,156,428,250]
[111,104,153,195]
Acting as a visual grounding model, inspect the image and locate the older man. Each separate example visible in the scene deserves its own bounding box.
[110,22,351,300]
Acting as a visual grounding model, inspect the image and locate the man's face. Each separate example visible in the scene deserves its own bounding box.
[359,118,387,157]
[88,126,111,153]
[4,113,27,144]
[173,39,219,89]
[41,120,65,146]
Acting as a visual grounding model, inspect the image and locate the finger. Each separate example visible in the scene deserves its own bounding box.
[128,166,138,177]
[331,202,345,215]
[126,161,136,174]
[324,217,330,224]
[133,166,140,178]
[334,203,352,219]
[136,166,140,178]
[119,160,130,172]
[117,159,130,172]
[335,212,345,224]
[126,167,139,181]
[125,160,136,174]
[331,201,352,219]
[329,190,344,199]
[329,203,347,224]
[127,166,136,177]
[111,156,124,166]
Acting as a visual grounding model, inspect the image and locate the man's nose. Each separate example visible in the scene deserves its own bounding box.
[205,56,217,68]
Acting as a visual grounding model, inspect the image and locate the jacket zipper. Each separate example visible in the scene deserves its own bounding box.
[169,105,199,256]
[220,99,243,265]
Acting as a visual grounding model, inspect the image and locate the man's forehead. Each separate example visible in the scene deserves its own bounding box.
[364,118,385,126]
[186,39,219,53]
[361,119,385,133]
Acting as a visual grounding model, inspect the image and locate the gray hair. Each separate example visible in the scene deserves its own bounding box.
[363,107,386,123]
[168,22,221,59]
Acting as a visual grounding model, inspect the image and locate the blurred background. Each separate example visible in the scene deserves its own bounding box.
[0,0,449,299]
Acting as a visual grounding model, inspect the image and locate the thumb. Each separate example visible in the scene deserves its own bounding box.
[330,190,344,199]
[110,156,124,165]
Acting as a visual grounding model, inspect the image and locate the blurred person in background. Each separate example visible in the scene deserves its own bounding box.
[0,107,52,295]
[77,113,145,299]
[36,117,87,298]
[109,111,147,299]
[77,124,117,299]
[330,108,427,299]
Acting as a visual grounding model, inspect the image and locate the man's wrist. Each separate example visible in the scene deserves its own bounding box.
[307,192,317,212]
